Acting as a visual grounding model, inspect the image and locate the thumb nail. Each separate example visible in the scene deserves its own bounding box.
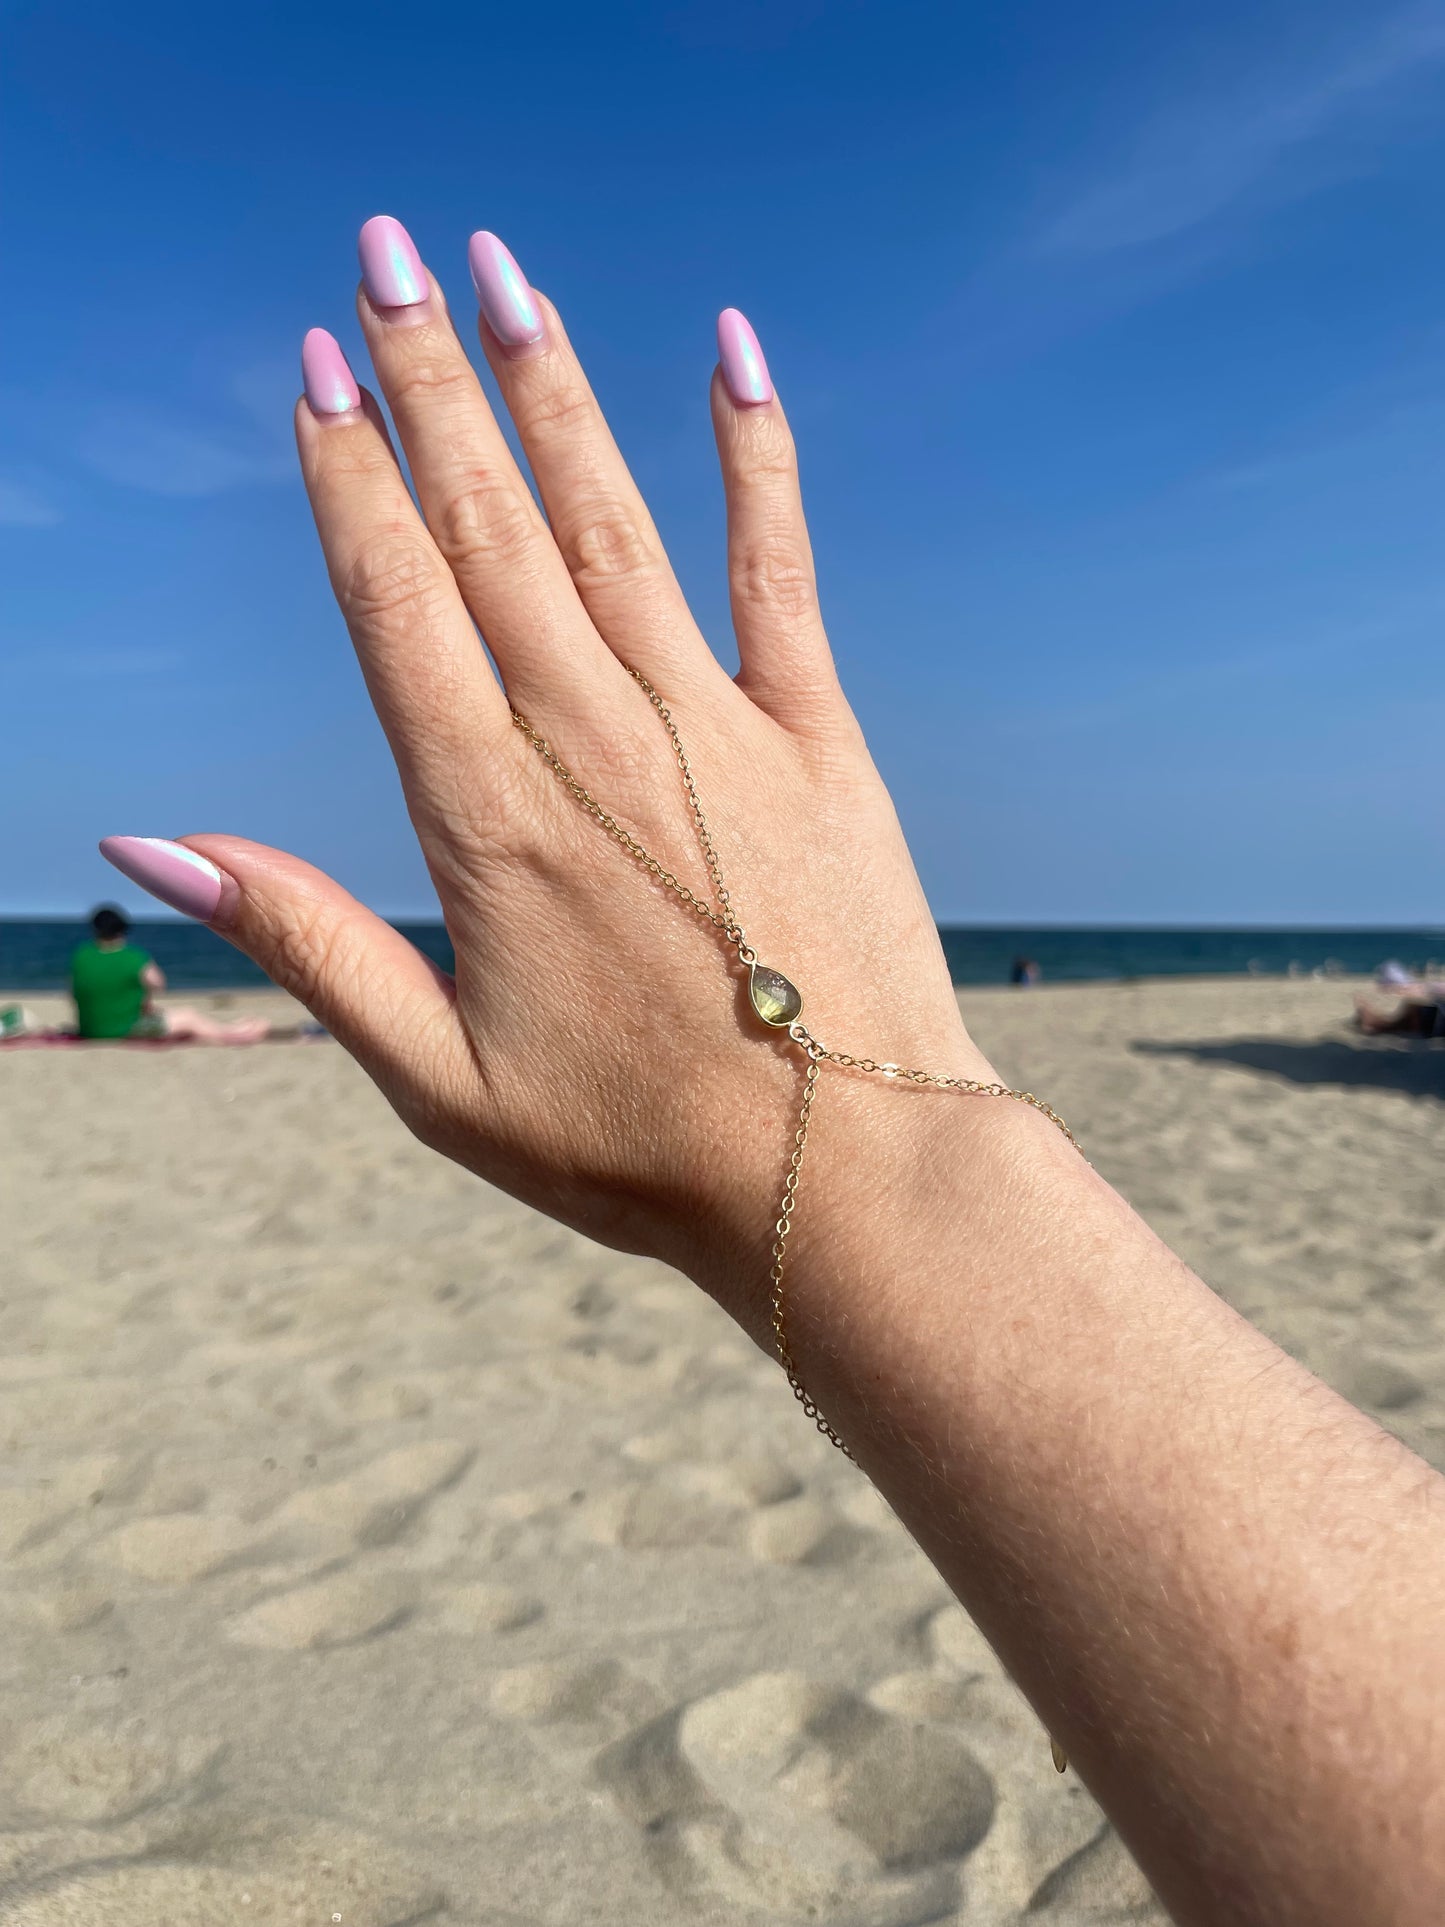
[99,837,224,921]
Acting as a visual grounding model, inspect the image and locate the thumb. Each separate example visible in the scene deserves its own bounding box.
[98,834,462,1108]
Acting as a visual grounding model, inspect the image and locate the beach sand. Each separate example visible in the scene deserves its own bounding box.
[1,976,1440,1924]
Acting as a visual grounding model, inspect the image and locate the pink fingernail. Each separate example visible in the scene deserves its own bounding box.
[99,837,223,921]
[301,328,361,417]
[467,232,544,350]
[358,214,428,310]
[717,308,773,406]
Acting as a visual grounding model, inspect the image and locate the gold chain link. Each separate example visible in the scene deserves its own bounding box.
[513,668,1078,1771]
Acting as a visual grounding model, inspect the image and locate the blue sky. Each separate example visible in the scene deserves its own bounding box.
[5,0,1443,923]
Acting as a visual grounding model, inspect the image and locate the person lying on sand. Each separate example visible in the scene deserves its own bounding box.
[98,218,1444,1927]
[72,903,268,1043]
[1354,986,1445,1037]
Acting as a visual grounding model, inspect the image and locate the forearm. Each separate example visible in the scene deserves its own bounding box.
[703,1082,1445,1926]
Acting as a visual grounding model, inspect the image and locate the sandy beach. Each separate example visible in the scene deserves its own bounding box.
[1,974,1440,1925]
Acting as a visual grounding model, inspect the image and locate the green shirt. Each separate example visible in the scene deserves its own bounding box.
[71,941,152,1039]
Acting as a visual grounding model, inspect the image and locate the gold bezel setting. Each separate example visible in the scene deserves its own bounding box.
[748,963,803,1029]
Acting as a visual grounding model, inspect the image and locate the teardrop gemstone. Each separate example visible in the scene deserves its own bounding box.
[749,964,803,1028]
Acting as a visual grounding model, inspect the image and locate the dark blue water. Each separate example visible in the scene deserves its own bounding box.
[939,927,1445,985]
[2,919,1439,993]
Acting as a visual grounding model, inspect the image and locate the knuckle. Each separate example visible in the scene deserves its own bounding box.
[732,412,799,480]
[430,470,541,575]
[732,541,818,622]
[519,380,596,437]
[564,505,660,592]
[260,896,343,1007]
[385,350,477,410]
[339,531,448,630]
[737,447,799,483]
[315,433,393,486]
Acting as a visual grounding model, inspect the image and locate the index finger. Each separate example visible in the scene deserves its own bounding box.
[296,330,514,881]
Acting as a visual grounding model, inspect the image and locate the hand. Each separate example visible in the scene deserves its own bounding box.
[100,222,1445,1926]
[103,218,998,1326]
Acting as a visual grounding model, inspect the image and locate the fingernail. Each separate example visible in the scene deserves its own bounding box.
[358,214,428,310]
[301,328,361,417]
[99,837,223,921]
[717,308,773,406]
[468,232,544,350]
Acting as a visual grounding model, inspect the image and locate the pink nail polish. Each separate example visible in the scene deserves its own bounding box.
[467,232,544,349]
[718,308,773,406]
[358,214,427,310]
[301,329,361,417]
[99,837,223,921]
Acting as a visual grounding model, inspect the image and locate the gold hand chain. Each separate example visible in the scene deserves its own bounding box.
[512,667,1080,1436]
[513,671,1078,1775]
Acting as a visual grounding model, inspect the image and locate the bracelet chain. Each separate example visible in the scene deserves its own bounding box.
[513,670,1078,1774]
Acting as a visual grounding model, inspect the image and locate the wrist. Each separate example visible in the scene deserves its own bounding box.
[680,1049,1078,1366]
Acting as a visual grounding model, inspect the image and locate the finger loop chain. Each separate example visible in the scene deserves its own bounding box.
[513,669,1079,1773]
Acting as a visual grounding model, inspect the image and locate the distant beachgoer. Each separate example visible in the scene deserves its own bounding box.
[71,906,268,1043]
[1009,956,1040,986]
[1375,959,1417,988]
[1354,987,1445,1038]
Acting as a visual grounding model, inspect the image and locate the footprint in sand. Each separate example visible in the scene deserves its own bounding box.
[0,1455,149,1557]
[577,1481,738,1553]
[1027,1818,1162,1919]
[1,1819,441,1927]
[274,1439,473,1553]
[867,1670,982,1726]
[24,1580,115,1632]
[225,1570,413,1650]
[1344,1353,1424,1414]
[924,1600,1006,1679]
[538,1333,683,1399]
[491,1658,663,1747]
[744,1494,864,1566]
[104,1513,284,1584]
[594,1435,861,1566]
[6,1715,215,1827]
[430,1582,544,1636]
[597,1668,995,1925]
[325,1364,435,1423]
[578,1478,858,1565]
[0,1489,76,1559]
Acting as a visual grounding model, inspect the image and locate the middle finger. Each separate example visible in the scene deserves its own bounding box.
[468,230,728,704]
[354,215,620,717]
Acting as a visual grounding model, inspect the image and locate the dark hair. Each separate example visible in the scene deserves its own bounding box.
[91,904,130,941]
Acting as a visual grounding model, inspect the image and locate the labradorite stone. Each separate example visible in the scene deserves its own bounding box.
[750,965,802,1027]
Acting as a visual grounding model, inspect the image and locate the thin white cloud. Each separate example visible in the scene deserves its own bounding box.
[1040,8,1445,257]
[0,477,62,527]
[76,403,292,497]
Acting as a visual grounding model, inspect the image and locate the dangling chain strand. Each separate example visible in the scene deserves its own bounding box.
[512,668,1081,1430]
[513,668,1079,1773]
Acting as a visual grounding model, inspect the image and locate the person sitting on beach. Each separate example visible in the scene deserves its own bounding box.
[71,905,268,1044]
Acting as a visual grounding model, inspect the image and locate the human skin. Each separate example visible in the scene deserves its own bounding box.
[103,220,1445,1923]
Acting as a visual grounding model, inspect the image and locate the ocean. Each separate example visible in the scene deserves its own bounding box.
[2,920,1439,994]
